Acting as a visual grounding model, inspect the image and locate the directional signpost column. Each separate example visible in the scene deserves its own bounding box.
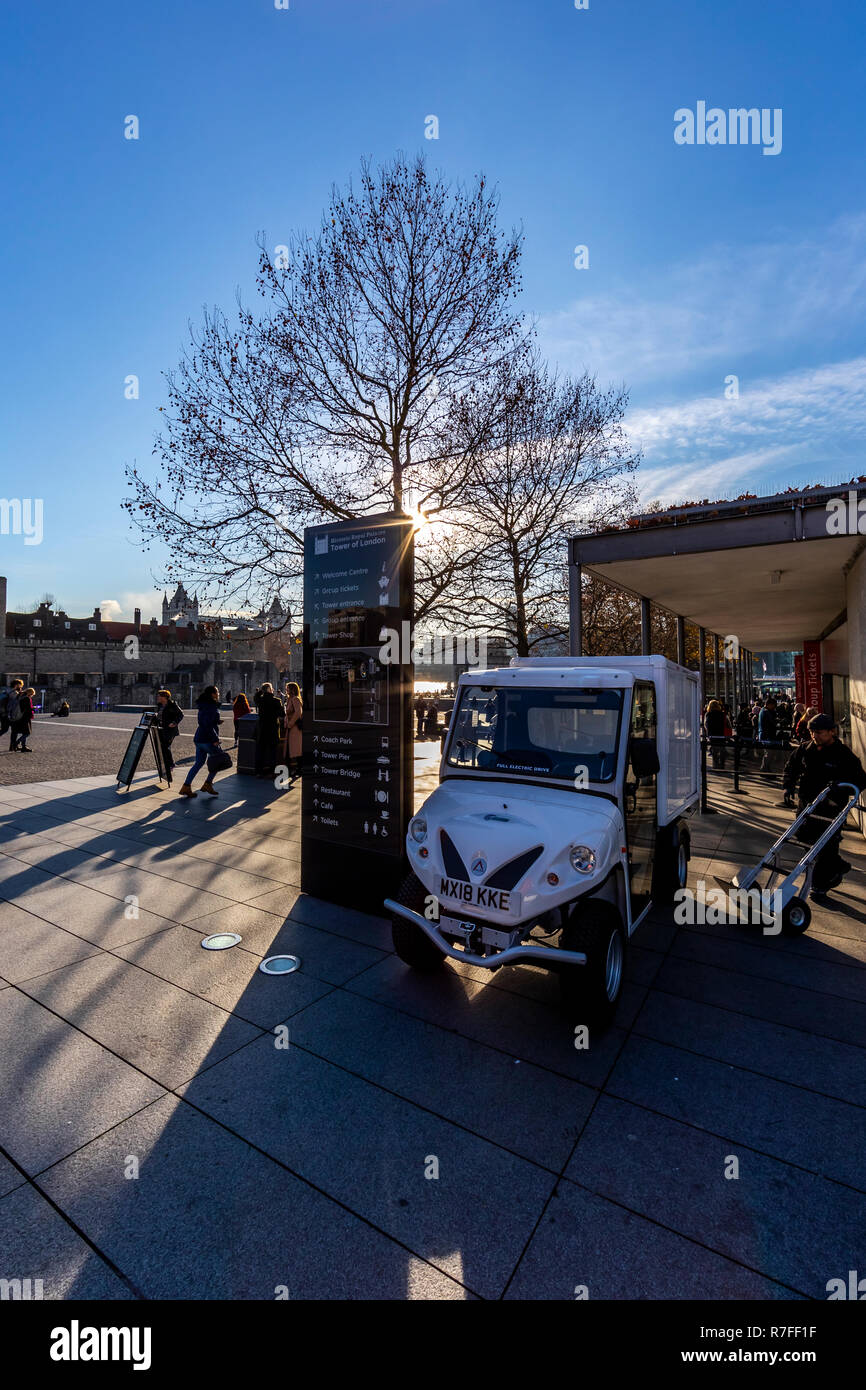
[301,513,414,912]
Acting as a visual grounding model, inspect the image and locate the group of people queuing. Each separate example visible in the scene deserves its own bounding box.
[249,682,303,780]
[413,693,444,740]
[0,681,35,752]
[702,688,866,897]
[172,682,305,797]
[703,692,812,770]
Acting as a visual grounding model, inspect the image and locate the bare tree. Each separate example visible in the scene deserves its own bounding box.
[443,350,639,656]
[580,575,642,656]
[124,154,524,620]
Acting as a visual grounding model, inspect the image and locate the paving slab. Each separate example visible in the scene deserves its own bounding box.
[20,953,264,1090]
[0,1185,135,1299]
[0,855,56,896]
[0,1150,26,1199]
[607,1034,866,1189]
[347,954,631,1085]
[504,1180,799,1300]
[112,925,334,1029]
[39,1093,472,1299]
[0,989,164,1173]
[247,886,392,950]
[186,902,387,981]
[0,875,179,949]
[286,988,595,1169]
[655,952,866,1048]
[635,989,866,1106]
[564,1094,866,1299]
[0,900,102,983]
[72,850,280,904]
[178,1031,555,1298]
[671,927,866,1004]
[0,839,113,877]
[14,864,236,927]
[180,838,302,885]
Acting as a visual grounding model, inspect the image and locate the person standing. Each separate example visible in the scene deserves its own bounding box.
[255,682,284,778]
[283,682,303,781]
[413,693,426,739]
[11,687,35,752]
[2,680,24,745]
[232,691,251,743]
[179,686,222,798]
[704,698,728,770]
[155,689,184,782]
[424,695,440,740]
[782,713,866,894]
[757,697,779,772]
[794,705,816,742]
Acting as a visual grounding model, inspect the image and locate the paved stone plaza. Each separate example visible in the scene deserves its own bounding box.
[0,759,864,1299]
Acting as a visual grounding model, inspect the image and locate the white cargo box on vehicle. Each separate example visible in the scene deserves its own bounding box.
[505,655,700,826]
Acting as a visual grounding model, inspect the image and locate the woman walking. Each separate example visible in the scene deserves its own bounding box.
[179,686,222,798]
[283,682,303,781]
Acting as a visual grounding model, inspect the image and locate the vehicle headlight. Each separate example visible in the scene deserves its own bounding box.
[569,844,596,874]
[410,816,428,844]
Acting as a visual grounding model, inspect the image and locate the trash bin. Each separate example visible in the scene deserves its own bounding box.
[237,712,259,775]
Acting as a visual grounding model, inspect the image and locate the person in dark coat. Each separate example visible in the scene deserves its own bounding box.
[424,696,440,740]
[413,694,426,739]
[155,689,184,781]
[735,703,754,757]
[703,698,729,769]
[782,714,866,894]
[2,680,24,742]
[757,697,780,771]
[255,682,285,778]
[179,686,222,798]
[232,692,251,743]
[11,687,35,751]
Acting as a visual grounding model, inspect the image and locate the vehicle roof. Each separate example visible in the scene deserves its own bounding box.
[458,666,635,689]
[509,655,690,673]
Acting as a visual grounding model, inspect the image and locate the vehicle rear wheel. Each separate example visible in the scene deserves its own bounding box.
[652,823,690,904]
[559,899,627,1032]
[391,871,447,972]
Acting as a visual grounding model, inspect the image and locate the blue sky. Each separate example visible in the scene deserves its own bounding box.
[1,0,864,618]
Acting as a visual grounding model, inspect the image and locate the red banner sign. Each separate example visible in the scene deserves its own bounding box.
[803,641,823,712]
[794,654,805,705]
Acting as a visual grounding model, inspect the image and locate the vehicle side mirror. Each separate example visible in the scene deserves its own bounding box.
[630,738,660,778]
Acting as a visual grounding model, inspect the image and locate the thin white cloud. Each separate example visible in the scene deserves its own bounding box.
[627,357,866,504]
[540,214,866,388]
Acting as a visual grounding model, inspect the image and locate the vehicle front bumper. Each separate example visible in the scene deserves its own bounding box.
[384,899,588,971]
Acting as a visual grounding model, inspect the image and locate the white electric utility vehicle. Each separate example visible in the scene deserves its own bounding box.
[385,656,701,1029]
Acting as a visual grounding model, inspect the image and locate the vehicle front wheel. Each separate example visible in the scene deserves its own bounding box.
[559,899,627,1032]
[390,871,447,972]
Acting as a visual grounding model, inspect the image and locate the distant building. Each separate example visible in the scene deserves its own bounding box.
[161,583,199,627]
[0,579,285,710]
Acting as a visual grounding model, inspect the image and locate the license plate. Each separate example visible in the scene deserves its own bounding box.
[437,877,521,916]
[440,914,516,952]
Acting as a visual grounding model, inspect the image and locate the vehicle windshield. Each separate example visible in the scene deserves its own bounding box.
[445,686,623,783]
